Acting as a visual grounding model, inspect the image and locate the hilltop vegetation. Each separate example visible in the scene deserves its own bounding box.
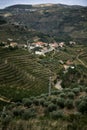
[0,4,87,43]
[0,22,54,44]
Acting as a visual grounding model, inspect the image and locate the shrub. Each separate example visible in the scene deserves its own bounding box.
[22,98,32,107]
[13,108,24,117]
[40,94,48,98]
[22,108,36,120]
[59,93,66,98]
[51,110,63,119]
[57,98,65,108]
[77,101,87,114]
[64,88,71,93]
[51,90,61,95]
[30,96,35,100]
[73,112,81,117]
[51,97,57,104]
[1,115,12,126]
[72,88,80,95]
[33,99,40,106]
[47,103,57,112]
[65,99,74,109]
[78,85,84,92]
[43,101,50,107]
[47,96,52,101]
[67,92,75,99]
[39,98,45,106]
[75,99,82,108]
[84,87,87,93]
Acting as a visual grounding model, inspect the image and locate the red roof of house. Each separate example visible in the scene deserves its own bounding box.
[34,42,44,45]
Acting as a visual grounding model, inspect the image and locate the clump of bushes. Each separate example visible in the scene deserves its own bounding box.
[57,98,65,108]
[78,85,85,92]
[39,98,46,106]
[76,96,87,114]
[51,97,57,104]
[1,115,12,127]
[50,110,63,119]
[72,88,80,95]
[13,108,24,117]
[65,99,74,109]
[1,107,12,128]
[67,92,75,99]
[33,99,40,106]
[84,87,87,93]
[22,108,36,120]
[59,93,66,98]
[75,99,82,108]
[47,103,57,112]
[77,101,87,114]
[43,101,50,107]
[51,90,61,95]
[22,98,32,107]
[64,88,71,93]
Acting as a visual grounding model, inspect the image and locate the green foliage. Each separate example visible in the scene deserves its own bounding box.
[13,108,24,117]
[22,108,36,120]
[57,98,65,108]
[84,87,87,93]
[51,97,57,104]
[1,115,12,127]
[43,101,50,107]
[22,98,32,107]
[50,110,63,119]
[75,99,82,108]
[33,99,40,106]
[67,92,75,99]
[76,96,87,114]
[0,16,7,25]
[1,107,12,127]
[72,88,80,95]
[65,99,74,109]
[51,90,61,95]
[78,85,84,92]
[39,98,46,106]
[59,93,66,98]
[47,103,57,112]
[77,101,87,114]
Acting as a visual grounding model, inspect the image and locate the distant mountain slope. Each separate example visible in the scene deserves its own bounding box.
[0,23,53,44]
[5,4,32,10]
[0,4,87,43]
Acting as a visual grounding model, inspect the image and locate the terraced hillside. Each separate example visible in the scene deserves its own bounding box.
[0,48,55,101]
[0,45,87,130]
[0,44,87,102]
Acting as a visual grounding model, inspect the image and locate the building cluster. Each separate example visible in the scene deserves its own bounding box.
[0,38,76,56]
[24,41,65,56]
[0,38,18,49]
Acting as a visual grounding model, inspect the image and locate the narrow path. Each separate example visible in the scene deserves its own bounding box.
[76,53,87,68]
[0,97,10,103]
[0,96,15,104]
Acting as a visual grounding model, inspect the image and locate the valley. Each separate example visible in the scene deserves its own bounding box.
[0,3,87,130]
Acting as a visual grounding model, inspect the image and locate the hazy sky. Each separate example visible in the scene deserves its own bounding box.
[0,0,87,9]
